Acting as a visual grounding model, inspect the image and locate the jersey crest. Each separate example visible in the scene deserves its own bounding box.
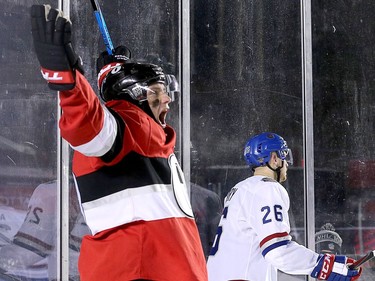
[169,154,193,217]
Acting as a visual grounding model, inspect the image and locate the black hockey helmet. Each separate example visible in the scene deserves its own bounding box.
[97,61,178,103]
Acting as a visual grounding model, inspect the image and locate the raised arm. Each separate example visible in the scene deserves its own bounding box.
[30,4,117,157]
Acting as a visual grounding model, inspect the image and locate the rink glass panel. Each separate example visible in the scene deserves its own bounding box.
[190,0,307,264]
[0,0,59,280]
[1,0,374,280]
[191,0,374,279]
[312,1,375,278]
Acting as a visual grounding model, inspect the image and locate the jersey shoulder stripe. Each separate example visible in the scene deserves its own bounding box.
[13,231,54,258]
[260,231,291,256]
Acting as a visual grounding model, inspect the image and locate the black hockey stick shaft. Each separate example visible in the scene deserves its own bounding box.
[90,0,115,55]
[348,250,375,270]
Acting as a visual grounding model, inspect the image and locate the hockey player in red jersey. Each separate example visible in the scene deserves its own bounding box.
[207,132,362,281]
[30,4,207,281]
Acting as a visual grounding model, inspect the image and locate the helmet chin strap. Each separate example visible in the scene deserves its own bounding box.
[266,161,284,182]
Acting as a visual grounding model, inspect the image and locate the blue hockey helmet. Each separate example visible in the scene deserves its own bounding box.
[243,132,293,168]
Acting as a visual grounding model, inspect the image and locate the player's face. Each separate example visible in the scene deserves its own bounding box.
[279,159,288,182]
[147,83,171,128]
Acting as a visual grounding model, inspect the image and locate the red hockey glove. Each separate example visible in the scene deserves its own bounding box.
[31,5,84,91]
[311,254,362,280]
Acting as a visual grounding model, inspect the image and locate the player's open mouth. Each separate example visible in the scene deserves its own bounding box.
[159,110,168,127]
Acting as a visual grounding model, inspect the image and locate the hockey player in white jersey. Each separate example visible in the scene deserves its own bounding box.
[0,206,42,281]
[0,181,90,281]
[207,132,362,281]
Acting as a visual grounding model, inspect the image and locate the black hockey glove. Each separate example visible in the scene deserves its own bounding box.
[96,45,132,74]
[31,5,84,91]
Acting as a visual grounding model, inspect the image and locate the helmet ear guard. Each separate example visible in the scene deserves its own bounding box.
[122,84,149,101]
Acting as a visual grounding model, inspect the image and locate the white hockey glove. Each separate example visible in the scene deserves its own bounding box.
[311,254,362,281]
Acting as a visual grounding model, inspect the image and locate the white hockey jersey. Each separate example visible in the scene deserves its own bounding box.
[207,175,319,281]
[0,203,48,280]
[0,181,90,280]
[0,206,26,247]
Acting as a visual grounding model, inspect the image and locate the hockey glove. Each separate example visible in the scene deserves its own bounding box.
[311,254,362,281]
[31,5,84,91]
[96,45,132,74]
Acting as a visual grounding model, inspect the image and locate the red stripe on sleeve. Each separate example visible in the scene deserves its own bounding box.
[260,232,289,248]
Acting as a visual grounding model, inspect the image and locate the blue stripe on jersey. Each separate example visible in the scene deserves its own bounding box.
[261,239,289,256]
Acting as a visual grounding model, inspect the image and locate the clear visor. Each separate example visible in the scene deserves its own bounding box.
[165,74,179,102]
[127,75,179,102]
[279,148,293,166]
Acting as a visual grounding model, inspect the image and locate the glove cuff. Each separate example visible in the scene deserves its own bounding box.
[41,67,76,91]
[311,254,335,280]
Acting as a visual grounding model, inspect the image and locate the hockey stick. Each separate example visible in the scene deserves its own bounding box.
[90,0,115,55]
[348,250,375,270]
[0,269,22,281]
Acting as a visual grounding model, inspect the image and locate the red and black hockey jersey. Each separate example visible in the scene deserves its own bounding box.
[58,72,207,281]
